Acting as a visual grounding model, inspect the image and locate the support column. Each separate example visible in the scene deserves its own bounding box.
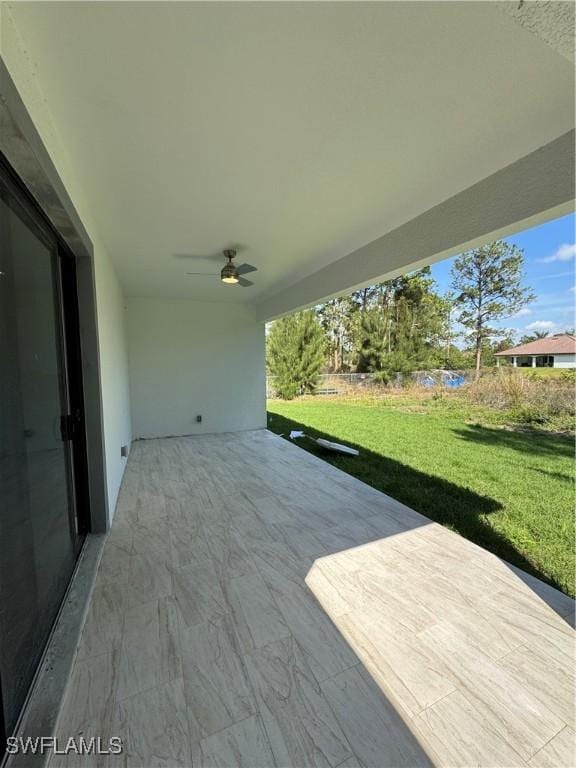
[513,356,517,367]
[532,356,536,368]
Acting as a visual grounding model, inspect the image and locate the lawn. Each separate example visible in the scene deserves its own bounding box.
[267,395,575,597]
[516,367,574,378]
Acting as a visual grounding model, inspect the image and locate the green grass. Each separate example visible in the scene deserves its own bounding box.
[267,396,575,597]
[516,367,574,379]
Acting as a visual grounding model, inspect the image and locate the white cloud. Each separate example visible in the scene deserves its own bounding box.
[527,292,574,312]
[539,243,576,263]
[538,270,575,280]
[513,307,532,317]
[525,320,558,332]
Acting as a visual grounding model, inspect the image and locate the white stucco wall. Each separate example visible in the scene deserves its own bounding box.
[93,253,132,515]
[554,354,576,368]
[126,298,266,439]
[1,5,132,521]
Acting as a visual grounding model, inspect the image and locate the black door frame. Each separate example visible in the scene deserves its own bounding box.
[58,245,92,540]
[0,56,113,759]
[0,152,90,544]
[1,58,110,540]
[0,151,91,746]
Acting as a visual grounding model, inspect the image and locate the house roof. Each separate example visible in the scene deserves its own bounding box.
[495,334,576,356]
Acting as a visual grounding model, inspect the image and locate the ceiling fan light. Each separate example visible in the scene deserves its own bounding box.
[221,260,239,284]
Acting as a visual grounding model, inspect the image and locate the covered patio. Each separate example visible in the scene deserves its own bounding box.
[1,2,574,763]
[53,430,574,768]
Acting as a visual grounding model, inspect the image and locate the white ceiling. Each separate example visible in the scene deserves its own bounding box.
[7,1,575,304]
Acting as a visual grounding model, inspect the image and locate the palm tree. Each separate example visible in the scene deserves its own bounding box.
[519,330,549,344]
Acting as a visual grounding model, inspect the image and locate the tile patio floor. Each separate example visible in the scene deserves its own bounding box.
[50,430,575,767]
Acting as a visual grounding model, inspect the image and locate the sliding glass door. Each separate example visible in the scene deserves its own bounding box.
[0,158,86,741]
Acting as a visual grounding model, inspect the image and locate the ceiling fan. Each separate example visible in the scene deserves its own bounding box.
[186,249,257,287]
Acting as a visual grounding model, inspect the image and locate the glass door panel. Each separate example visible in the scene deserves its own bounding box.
[0,185,78,737]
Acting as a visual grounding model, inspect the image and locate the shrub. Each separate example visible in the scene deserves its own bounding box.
[466,368,575,425]
[267,311,326,400]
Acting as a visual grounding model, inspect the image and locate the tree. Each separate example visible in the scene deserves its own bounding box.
[492,332,517,352]
[350,284,388,313]
[354,268,449,375]
[356,308,388,372]
[519,331,549,344]
[317,296,356,371]
[450,241,534,378]
[437,344,474,370]
[266,310,326,399]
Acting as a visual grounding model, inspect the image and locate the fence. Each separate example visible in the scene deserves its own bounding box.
[266,370,471,398]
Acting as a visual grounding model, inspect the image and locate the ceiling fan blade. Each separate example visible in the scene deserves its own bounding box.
[236,263,258,275]
[185,272,219,276]
[237,276,254,287]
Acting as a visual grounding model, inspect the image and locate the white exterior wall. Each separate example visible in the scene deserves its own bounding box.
[93,254,132,514]
[1,6,132,521]
[126,298,266,439]
[553,354,576,368]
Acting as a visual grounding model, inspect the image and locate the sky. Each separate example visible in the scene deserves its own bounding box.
[430,212,576,342]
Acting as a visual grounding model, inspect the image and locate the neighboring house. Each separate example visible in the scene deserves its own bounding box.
[495,334,576,368]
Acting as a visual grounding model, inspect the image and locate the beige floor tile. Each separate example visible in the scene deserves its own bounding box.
[172,562,228,629]
[420,621,565,761]
[413,689,527,768]
[245,636,353,768]
[204,520,256,579]
[250,538,313,589]
[180,618,256,741]
[52,652,120,768]
[529,727,576,768]
[131,516,172,561]
[97,541,132,586]
[499,643,575,725]
[402,573,522,657]
[305,560,356,618]
[124,550,173,607]
[117,597,181,701]
[192,715,275,768]
[506,566,575,623]
[338,612,455,718]
[268,520,327,559]
[337,757,363,768]
[477,587,574,662]
[76,583,126,661]
[268,577,358,682]
[225,571,290,654]
[314,518,385,554]
[114,678,192,767]
[322,665,433,767]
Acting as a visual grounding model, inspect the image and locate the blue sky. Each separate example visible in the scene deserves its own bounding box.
[430,212,576,341]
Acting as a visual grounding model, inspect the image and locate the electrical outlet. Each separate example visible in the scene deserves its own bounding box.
[121,445,128,457]
[196,415,202,423]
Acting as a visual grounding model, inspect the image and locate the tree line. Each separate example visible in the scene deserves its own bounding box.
[267,240,549,399]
